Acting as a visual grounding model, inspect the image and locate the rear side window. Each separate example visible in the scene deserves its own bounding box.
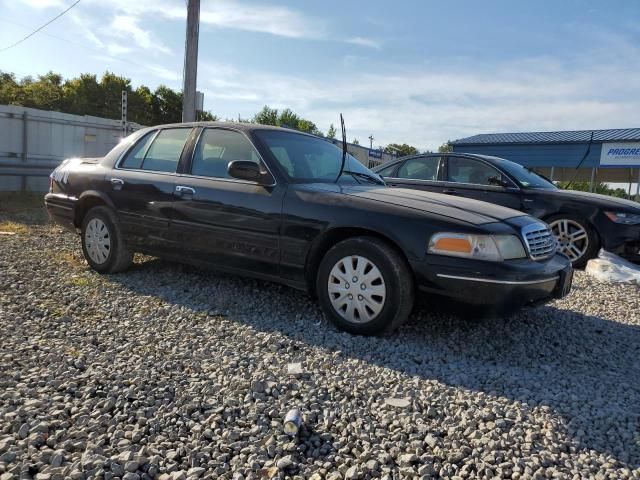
[397,156,441,180]
[121,132,155,169]
[120,128,190,173]
[191,129,260,178]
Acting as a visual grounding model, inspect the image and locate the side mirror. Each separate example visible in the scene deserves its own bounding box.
[228,160,262,182]
[488,175,510,188]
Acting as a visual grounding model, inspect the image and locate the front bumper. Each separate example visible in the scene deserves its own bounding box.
[596,219,640,262]
[412,253,573,308]
[44,192,77,231]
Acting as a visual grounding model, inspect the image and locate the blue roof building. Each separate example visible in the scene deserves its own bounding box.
[451,128,640,186]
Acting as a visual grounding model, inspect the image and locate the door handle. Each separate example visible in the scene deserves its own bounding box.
[443,189,457,195]
[110,178,124,190]
[175,185,196,196]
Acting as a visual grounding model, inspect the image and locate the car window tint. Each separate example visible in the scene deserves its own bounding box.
[397,157,440,180]
[376,163,397,176]
[447,156,504,186]
[120,132,155,169]
[140,129,190,173]
[191,129,260,178]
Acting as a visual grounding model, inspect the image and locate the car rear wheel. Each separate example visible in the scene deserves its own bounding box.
[316,237,414,335]
[81,206,133,273]
[547,214,599,268]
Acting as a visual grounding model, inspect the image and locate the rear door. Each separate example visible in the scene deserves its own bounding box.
[169,127,285,276]
[108,127,193,250]
[383,155,446,194]
[443,155,522,210]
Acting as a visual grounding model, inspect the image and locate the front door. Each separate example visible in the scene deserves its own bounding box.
[107,127,193,251]
[170,127,285,277]
[443,155,522,210]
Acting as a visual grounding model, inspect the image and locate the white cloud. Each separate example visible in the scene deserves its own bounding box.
[199,45,640,151]
[346,37,381,49]
[109,14,172,55]
[198,0,325,39]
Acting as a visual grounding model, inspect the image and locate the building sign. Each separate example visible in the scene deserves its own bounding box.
[600,142,640,166]
[368,149,382,159]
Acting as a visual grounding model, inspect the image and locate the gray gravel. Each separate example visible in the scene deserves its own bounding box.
[1,222,639,479]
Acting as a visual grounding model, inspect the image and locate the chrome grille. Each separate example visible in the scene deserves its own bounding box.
[522,223,556,260]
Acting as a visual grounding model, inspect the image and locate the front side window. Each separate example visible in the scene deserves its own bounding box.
[191,129,260,178]
[120,128,190,173]
[376,163,398,177]
[397,156,441,181]
[255,130,380,183]
[447,156,507,186]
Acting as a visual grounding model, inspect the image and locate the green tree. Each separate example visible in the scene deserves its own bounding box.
[326,123,337,139]
[63,74,103,117]
[557,181,632,200]
[298,118,322,136]
[254,105,279,125]
[438,141,454,153]
[384,143,417,156]
[0,71,21,105]
[99,72,131,119]
[278,108,300,129]
[352,138,360,145]
[197,110,218,121]
[20,72,65,111]
[151,85,182,124]
[129,85,154,125]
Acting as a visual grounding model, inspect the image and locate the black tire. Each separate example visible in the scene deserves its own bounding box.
[80,206,133,273]
[316,236,414,336]
[545,213,599,268]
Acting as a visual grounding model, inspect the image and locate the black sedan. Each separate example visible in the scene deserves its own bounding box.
[374,153,640,267]
[46,123,572,335]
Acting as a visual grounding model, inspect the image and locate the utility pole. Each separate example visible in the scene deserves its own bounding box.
[182,0,200,123]
[368,135,374,149]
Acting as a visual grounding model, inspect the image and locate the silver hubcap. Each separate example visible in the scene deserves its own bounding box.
[550,219,588,262]
[84,218,111,264]
[327,255,386,324]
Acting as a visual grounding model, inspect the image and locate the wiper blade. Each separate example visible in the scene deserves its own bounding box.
[344,171,385,185]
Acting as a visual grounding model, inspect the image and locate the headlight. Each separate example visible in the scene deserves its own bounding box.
[605,211,640,225]
[428,233,527,261]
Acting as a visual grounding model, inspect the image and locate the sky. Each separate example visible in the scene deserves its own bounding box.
[0,0,639,151]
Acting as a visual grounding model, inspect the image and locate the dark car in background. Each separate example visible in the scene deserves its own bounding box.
[46,123,572,335]
[374,153,640,267]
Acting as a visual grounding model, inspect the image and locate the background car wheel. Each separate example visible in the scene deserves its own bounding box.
[316,236,414,335]
[81,206,133,273]
[546,214,599,268]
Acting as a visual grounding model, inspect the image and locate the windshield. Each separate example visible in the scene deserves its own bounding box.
[495,158,557,189]
[255,130,383,184]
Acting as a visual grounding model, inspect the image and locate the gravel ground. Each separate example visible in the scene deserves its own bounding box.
[1,212,639,479]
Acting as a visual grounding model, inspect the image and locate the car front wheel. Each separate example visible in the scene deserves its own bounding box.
[316,237,414,335]
[547,214,599,268]
[81,206,133,273]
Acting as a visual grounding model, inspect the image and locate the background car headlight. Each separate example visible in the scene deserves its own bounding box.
[604,211,640,225]
[428,233,526,261]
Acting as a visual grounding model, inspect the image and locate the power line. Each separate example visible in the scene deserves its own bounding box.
[0,17,167,75]
[0,0,82,53]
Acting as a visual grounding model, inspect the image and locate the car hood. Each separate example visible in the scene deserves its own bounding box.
[533,188,640,211]
[305,183,528,225]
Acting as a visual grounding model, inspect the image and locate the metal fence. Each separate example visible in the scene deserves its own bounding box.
[0,105,397,192]
[0,105,142,192]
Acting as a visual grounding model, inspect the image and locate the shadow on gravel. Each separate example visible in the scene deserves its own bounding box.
[109,257,640,469]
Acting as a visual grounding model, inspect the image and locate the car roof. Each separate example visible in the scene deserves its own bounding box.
[373,152,511,171]
[140,121,319,137]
